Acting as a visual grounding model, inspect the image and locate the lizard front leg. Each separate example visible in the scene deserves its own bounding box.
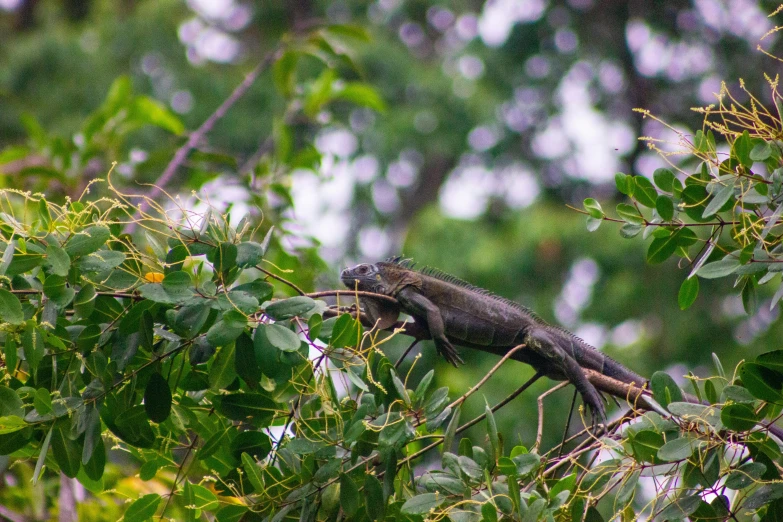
[397,287,465,366]
[524,327,606,423]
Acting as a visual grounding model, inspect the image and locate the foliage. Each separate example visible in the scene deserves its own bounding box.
[584,78,783,317]
[3,4,783,521]
[0,185,779,521]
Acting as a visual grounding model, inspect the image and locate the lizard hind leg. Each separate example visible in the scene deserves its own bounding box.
[524,328,607,424]
[434,335,465,367]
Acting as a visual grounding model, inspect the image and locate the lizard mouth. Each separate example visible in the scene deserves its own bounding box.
[340,270,359,288]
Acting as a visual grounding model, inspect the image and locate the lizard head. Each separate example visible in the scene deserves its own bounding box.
[341,261,421,296]
[341,263,386,293]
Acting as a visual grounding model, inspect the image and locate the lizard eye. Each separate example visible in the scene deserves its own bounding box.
[375,274,381,281]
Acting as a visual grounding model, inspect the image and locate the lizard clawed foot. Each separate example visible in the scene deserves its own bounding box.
[585,391,607,432]
[435,337,464,367]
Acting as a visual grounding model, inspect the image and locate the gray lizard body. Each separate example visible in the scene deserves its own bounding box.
[341,258,646,420]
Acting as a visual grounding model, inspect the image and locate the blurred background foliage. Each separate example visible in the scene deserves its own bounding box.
[3,0,783,515]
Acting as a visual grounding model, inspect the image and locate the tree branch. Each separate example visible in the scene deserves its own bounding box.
[126,46,282,232]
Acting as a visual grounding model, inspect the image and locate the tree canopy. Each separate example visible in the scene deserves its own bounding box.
[2,1,783,521]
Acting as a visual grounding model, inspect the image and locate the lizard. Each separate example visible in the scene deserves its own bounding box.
[340,257,646,422]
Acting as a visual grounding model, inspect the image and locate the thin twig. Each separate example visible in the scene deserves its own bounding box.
[258,266,305,295]
[533,381,569,453]
[389,371,545,471]
[558,388,579,458]
[447,344,526,410]
[306,290,398,305]
[395,339,420,368]
[126,46,282,232]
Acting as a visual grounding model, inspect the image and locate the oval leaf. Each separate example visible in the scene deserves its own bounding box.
[144,372,172,423]
[264,296,317,320]
[401,493,444,515]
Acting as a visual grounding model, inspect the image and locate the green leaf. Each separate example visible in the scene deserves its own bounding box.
[173,303,211,338]
[481,502,498,522]
[744,484,783,509]
[630,430,665,464]
[364,474,385,520]
[647,228,696,264]
[414,370,435,403]
[549,472,576,500]
[51,427,81,478]
[263,323,301,352]
[615,173,634,195]
[742,278,758,315]
[144,372,172,423]
[340,474,361,517]
[697,256,740,279]
[230,431,271,461]
[512,452,541,475]
[485,401,499,463]
[209,343,237,391]
[657,436,697,462]
[0,289,24,325]
[586,216,602,232]
[64,226,111,257]
[667,402,721,428]
[620,223,642,238]
[235,241,266,268]
[33,427,53,484]
[657,494,701,520]
[124,494,161,521]
[751,141,772,161]
[188,482,218,511]
[45,245,70,276]
[78,250,125,273]
[215,506,248,522]
[129,96,185,135]
[757,350,783,373]
[43,274,75,307]
[213,392,277,426]
[335,83,387,113]
[232,280,273,302]
[633,176,658,208]
[653,168,675,192]
[38,197,51,229]
[583,198,604,219]
[725,461,766,489]
[209,242,237,274]
[616,203,643,225]
[614,470,640,512]
[678,277,699,310]
[0,416,27,434]
[206,311,246,347]
[73,283,96,319]
[704,377,718,404]
[702,181,735,218]
[241,453,264,493]
[34,388,52,415]
[273,50,300,97]
[721,403,759,431]
[0,387,24,418]
[22,322,45,373]
[732,130,753,168]
[264,296,317,320]
[390,369,411,406]
[234,332,261,389]
[655,195,674,221]
[400,493,444,515]
[740,362,783,403]
[329,313,361,348]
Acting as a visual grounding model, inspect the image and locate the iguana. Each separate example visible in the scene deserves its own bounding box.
[340,257,646,421]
